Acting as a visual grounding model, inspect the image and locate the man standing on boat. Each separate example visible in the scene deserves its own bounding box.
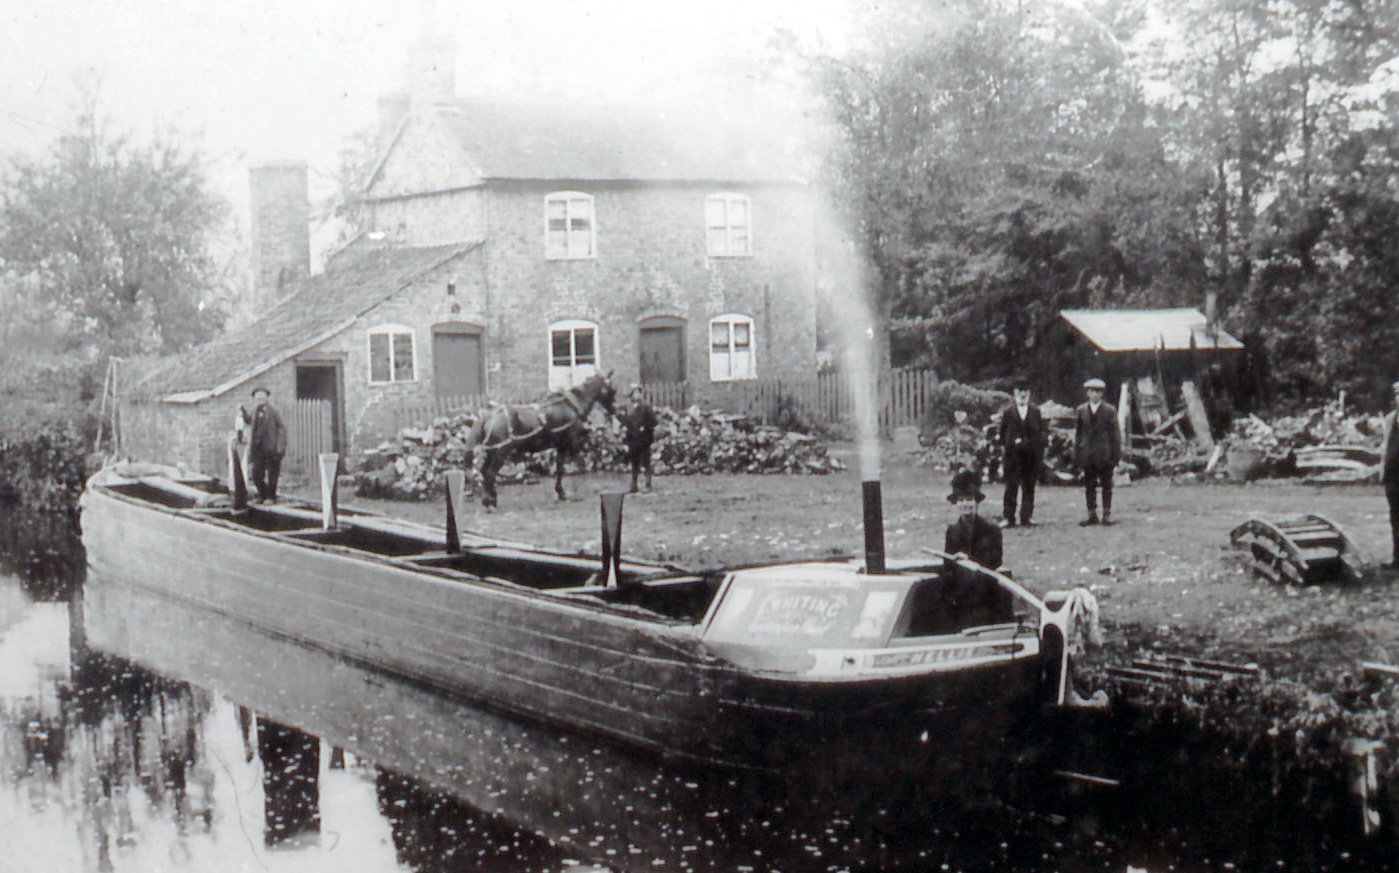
[1074,378,1120,526]
[998,380,1045,528]
[944,470,1002,569]
[1381,380,1399,569]
[620,384,659,493]
[248,386,287,503]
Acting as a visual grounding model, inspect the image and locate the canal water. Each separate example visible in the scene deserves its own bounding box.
[0,506,1387,872]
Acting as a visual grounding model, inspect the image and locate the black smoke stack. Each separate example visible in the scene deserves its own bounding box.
[862,479,885,574]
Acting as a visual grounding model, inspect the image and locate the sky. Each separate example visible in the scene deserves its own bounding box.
[0,0,853,225]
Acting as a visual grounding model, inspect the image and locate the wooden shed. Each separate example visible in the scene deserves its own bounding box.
[1046,308,1246,439]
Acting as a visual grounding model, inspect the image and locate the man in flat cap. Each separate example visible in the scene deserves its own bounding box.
[1381,380,1399,568]
[1074,378,1120,526]
[247,385,287,503]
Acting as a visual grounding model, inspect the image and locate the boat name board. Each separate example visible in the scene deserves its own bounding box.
[868,642,1025,669]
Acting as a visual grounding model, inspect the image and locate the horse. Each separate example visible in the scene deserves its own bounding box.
[468,372,618,508]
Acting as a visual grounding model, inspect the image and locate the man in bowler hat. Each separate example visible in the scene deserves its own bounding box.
[944,470,1002,569]
[1074,378,1120,526]
[998,380,1045,528]
[248,385,287,503]
[1381,380,1399,568]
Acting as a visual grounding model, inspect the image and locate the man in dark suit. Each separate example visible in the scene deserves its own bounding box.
[944,470,1002,569]
[1074,378,1121,526]
[248,386,288,503]
[1381,380,1399,569]
[620,384,659,493]
[998,380,1044,528]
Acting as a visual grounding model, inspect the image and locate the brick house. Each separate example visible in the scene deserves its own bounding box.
[120,35,821,476]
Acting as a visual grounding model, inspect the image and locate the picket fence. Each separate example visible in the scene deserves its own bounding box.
[687,368,939,431]
[384,370,939,436]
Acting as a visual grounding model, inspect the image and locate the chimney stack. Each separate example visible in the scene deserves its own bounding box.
[249,161,310,307]
[408,0,456,109]
[376,93,410,154]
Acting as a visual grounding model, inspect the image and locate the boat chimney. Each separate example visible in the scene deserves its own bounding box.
[861,440,885,574]
[600,492,625,587]
[1204,290,1219,340]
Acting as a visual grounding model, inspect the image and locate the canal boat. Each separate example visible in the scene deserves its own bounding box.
[79,460,1077,776]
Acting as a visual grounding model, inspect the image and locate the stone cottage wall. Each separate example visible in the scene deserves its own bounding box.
[479,182,819,402]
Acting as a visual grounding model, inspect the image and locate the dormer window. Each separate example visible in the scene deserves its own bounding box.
[706,193,751,257]
[545,192,596,259]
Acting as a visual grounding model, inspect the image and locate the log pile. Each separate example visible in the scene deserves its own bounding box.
[353,405,845,500]
[1221,403,1384,482]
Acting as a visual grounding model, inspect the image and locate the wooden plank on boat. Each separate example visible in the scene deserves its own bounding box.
[138,475,223,507]
[319,453,339,530]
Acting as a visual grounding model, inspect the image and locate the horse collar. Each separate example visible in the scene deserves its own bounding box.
[558,389,584,414]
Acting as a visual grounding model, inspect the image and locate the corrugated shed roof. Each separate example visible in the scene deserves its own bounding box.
[1059,308,1244,352]
[435,101,803,183]
[131,243,478,400]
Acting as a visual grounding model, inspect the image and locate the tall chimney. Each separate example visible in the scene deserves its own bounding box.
[408,0,456,108]
[249,161,311,307]
[1204,290,1219,339]
[376,93,410,154]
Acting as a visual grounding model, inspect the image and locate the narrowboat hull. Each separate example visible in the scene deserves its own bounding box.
[79,467,1059,774]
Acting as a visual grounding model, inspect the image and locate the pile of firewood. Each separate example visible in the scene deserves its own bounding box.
[1220,402,1384,481]
[353,405,845,500]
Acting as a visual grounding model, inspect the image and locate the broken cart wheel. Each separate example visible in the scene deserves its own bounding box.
[1228,513,1369,585]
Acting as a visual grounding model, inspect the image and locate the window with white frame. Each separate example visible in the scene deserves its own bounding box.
[705,193,751,257]
[367,324,417,384]
[548,319,599,390]
[545,192,596,259]
[709,314,756,381]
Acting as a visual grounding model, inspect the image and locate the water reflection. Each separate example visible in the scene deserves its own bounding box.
[1,506,1386,871]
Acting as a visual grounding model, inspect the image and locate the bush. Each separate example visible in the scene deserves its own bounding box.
[0,356,101,513]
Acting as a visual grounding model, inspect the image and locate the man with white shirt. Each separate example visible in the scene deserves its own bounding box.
[1074,377,1120,526]
[997,380,1044,528]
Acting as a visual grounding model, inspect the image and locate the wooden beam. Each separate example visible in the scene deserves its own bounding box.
[1180,380,1215,453]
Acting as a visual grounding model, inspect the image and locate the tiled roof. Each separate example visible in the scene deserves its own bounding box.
[1059,308,1245,353]
[435,101,804,183]
[131,243,477,400]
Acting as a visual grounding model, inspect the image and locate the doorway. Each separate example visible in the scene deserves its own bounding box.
[639,316,686,384]
[295,362,344,455]
[433,323,486,398]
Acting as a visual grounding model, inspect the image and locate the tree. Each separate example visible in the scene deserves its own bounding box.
[0,84,229,357]
[804,0,1204,382]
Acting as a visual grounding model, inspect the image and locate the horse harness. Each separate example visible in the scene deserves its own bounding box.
[477,388,587,450]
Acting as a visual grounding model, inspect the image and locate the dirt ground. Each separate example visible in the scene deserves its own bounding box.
[311,445,1399,683]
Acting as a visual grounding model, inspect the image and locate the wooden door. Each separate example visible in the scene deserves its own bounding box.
[433,328,484,398]
[639,324,684,384]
